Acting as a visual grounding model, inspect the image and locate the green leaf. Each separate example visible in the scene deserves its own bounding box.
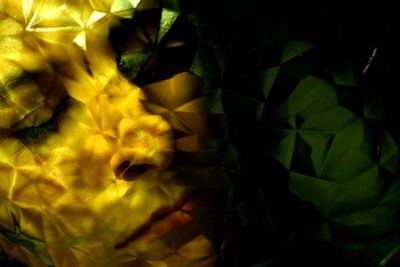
[379,177,400,206]
[276,76,337,117]
[321,119,377,182]
[189,45,223,80]
[298,107,358,133]
[316,221,332,242]
[260,66,280,100]
[331,206,400,239]
[379,130,398,174]
[0,218,53,266]
[269,130,296,169]
[299,133,334,176]
[110,0,141,13]
[289,171,342,217]
[157,8,180,43]
[332,64,356,87]
[66,237,89,246]
[332,166,384,215]
[118,52,152,79]
[281,41,314,64]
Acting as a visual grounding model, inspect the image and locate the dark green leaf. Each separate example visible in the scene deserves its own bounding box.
[157,8,180,43]
[281,41,314,64]
[260,66,280,100]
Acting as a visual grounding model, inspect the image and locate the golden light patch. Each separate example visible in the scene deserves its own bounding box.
[0,0,221,266]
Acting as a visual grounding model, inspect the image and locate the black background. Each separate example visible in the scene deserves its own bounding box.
[186,1,400,266]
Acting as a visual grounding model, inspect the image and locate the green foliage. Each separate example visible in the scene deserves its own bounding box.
[0,217,53,266]
[195,1,400,266]
[118,52,152,79]
[281,41,314,64]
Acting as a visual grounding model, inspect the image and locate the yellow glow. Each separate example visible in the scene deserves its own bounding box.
[0,0,217,266]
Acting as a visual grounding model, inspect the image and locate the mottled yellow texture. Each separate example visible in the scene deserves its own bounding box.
[0,0,217,266]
